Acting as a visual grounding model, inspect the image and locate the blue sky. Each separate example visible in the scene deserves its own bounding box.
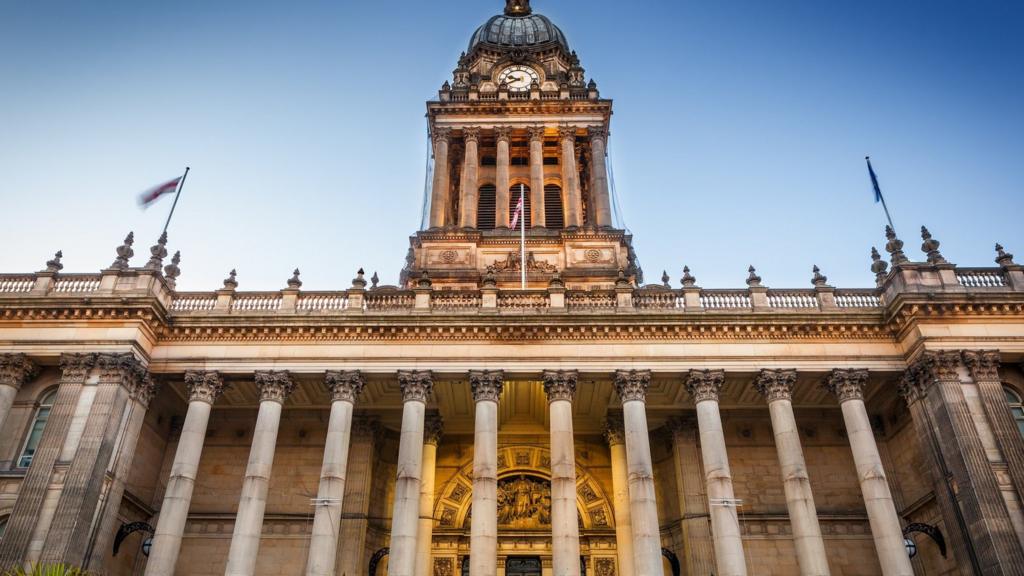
[1,0,1021,290]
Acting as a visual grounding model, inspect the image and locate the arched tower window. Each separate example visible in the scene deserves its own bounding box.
[544,184,564,229]
[1005,386,1024,438]
[18,389,56,468]
[477,184,497,230]
[509,185,531,230]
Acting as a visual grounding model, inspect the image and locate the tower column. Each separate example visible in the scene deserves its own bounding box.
[146,372,228,576]
[754,370,830,576]
[529,126,546,228]
[224,371,296,576]
[559,127,582,228]
[587,127,612,228]
[305,372,365,576]
[604,418,635,576]
[428,128,452,228]
[470,371,503,576]
[544,370,581,576]
[415,416,444,576]
[388,371,434,576]
[825,370,913,576]
[495,127,512,228]
[613,370,665,576]
[685,370,747,576]
[459,128,481,228]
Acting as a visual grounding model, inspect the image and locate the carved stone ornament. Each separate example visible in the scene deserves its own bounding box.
[59,352,97,381]
[462,127,481,144]
[914,350,962,386]
[962,350,1001,382]
[0,354,39,389]
[811,266,829,288]
[870,247,889,281]
[287,269,302,289]
[398,370,434,403]
[133,374,160,408]
[685,370,725,404]
[494,126,513,144]
[145,231,169,270]
[163,251,182,289]
[497,475,552,528]
[885,226,909,265]
[185,371,228,405]
[897,368,923,405]
[325,370,365,404]
[470,370,504,403]
[754,370,797,403]
[603,416,625,446]
[528,126,546,142]
[823,369,869,403]
[433,127,453,146]
[492,252,558,274]
[746,266,762,287]
[558,126,577,141]
[255,371,296,404]
[97,353,143,383]
[45,251,64,273]
[614,369,651,403]
[681,266,697,288]
[425,414,445,446]
[920,226,947,264]
[587,126,608,141]
[995,243,1016,267]
[543,370,578,403]
[666,415,698,436]
[111,232,135,270]
[223,269,239,290]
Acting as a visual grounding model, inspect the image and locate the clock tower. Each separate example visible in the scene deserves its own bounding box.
[402,0,641,290]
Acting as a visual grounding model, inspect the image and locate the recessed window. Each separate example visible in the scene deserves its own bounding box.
[0,516,7,539]
[543,156,559,166]
[1006,387,1024,439]
[18,389,56,468]
[511,157,529,166]
[481,156,497,166]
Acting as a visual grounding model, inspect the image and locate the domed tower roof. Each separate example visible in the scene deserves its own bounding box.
[468,0,570,54]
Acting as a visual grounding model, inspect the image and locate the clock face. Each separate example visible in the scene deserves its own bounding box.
[497,65,540,92]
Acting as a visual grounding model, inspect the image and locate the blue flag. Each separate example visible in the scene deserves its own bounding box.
[866,157,883,203]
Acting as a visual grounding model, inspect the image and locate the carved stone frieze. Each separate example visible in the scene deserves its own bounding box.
[398,370,433,403]
[613,369,650,403]
[325,370,365,404]
[0,354,38,389]
[962,350,1001,382]
[754,369,797,403]
[685,370,725,404]
[185,371,228,405]
[470,370,504,403]
[824,369,869,403]
[255,371,295,404]
[542,369,577,403]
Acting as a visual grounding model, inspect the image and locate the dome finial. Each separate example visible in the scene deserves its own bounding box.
[505,0,532,16]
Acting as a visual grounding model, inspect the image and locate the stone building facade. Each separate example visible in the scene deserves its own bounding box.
[1,2,1024,575]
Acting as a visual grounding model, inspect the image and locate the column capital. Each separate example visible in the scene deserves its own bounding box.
[961,350,1001,382]
[59,352,97,380]
[463,127,481,144]
[913,350,962,385]
[685,369,725,403]
[470,370,504,403]
[255,371,296,404]
[543,369,578,403]
[398,370,434,403]
[528,125,546,142]
[603,415,625,446]
[133,373,160,408]
[424,413,445,446]
[185,371,228,405]
[325,370,365,404]
[666,415,698,436]
[614,369,651,403]
[587,126,609,141]
[824,369,869,403]
[352,416,383,440]
[753,369,797,403]
[432,127,453,143]
[96,352,142,379]
[558,126,578,141]
[897,368,924,406]
[0,354,38,389]
[494,126,513,143]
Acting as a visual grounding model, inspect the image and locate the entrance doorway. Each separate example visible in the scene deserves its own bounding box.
[505,556,542,576]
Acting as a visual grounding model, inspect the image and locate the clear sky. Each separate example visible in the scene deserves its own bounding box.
[1,0,1021,290]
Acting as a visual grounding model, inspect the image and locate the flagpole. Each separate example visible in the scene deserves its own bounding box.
[866,157,896,233]
[162,166,190,235]
[520,184,527,290]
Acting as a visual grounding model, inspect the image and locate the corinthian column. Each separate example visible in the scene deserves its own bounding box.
[587,127,612,228]
[543,370,581,576]
[0,354,37,435]
[146,372,228,576]
[614,370,664,576]
[388,371,434,576]
[459,128,481,229]
[754,370,830,576]
[415,416,444,576]
[529,126,546,228]
[429,128,452,228]
[495,127,512,228]
[685,370,747,576]
[305,371,365,576]
[470,371,503,576]
[559,127,582,228]
[225,371,296,576]
[824,370,912,576]
[604,417,635,576]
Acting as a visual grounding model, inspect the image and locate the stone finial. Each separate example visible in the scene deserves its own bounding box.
[0,354,39,389]
[255,371,296,404]
[325,370,365,404]
[870,247,889,282]
[884,226,909,265]
[661,270,670,288]
[371,272,380,289]
[145,231,169,270]
[164,251,182,289]
[746,266,762,287]
[470,370,504,403]
[588,78,598,90]
[991,243,1015,266]
[920,226,947,264]
[614,369,651,403]
[111,232,135,270]
[543,370,578,403]
[685,370,725,404]
[505,0,532,16]
[681,266,697,288]
[823,369,869,404]
[754,369,797,403]
[184,371,228,405]
[615,268,631,288]
[45,251,64,273]
[417,271,433,289]
[223,269,238,291]
[398,370,433,403]
[482,266,498,289]
[287,269,302,289]
[811,265,829,287]
[352,268,368,289]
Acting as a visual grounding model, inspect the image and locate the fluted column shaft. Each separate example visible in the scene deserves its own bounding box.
[429,128,452,228]
[605,420,635,576]
[495,127,512,228]
[826,370,913,576]
[459,128,481,228]
[470,371,503,576]
[305,372,365,576]
[529,127,546,228]
[686,370,747,576]
[544,370,581,576]
[146,372,227,576]
[225,371,295,576]
[389,371,434,576]
[559,128,582,227]
[415,417,443,576]
[755,371,830,576]
[588,128,612,228]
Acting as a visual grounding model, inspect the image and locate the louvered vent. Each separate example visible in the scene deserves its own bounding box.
[478,185,497,230]
[544,185,564,229]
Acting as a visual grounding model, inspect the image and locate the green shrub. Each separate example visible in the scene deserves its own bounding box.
[1,564,93,576]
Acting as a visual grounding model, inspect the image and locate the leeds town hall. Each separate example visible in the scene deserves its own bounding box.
[2,2,1024,575]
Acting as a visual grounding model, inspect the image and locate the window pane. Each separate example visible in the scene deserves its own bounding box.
[1006,387,1021,404]
[18,408,50,468]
